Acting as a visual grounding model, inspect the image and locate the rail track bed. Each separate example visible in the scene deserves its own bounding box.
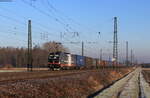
[94,68,150,98]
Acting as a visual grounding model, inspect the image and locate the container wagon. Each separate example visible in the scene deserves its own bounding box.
[74,55,85,69]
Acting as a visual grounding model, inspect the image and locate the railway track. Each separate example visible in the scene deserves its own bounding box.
[0,69,102,85]
[93,68,150,98]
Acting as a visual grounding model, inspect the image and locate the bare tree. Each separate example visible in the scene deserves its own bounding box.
[42,41,68,53]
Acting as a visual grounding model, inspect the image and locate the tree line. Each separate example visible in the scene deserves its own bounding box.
[0,41,68,68]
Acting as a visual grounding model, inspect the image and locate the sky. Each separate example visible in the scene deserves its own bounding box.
[0,0,150,63]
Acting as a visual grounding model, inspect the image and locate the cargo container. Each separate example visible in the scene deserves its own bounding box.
[75,55,85,67]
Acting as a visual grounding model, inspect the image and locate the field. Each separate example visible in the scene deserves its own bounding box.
[0,68,133,98]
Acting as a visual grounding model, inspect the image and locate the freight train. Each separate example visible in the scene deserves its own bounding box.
[48,52,110,70]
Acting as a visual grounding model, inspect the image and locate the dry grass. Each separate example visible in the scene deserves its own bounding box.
[142,69,150,83]
[0,68,133,98]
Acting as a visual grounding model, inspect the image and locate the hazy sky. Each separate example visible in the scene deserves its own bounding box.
[0,0,150,63]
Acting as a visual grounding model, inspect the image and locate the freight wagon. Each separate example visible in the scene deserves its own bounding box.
[85,57,93,68]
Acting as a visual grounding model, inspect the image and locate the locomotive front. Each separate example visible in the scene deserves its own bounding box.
[48,52,61,70]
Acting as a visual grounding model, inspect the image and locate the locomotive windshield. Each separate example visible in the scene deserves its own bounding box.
[49,53,60,59]
[48,52,60,63]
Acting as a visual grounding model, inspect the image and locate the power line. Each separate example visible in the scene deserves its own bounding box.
[21,0,74,32]
[43,0,77,32]
[45,0,98,33]
[40,0,100,41]
[0,7,61,37]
